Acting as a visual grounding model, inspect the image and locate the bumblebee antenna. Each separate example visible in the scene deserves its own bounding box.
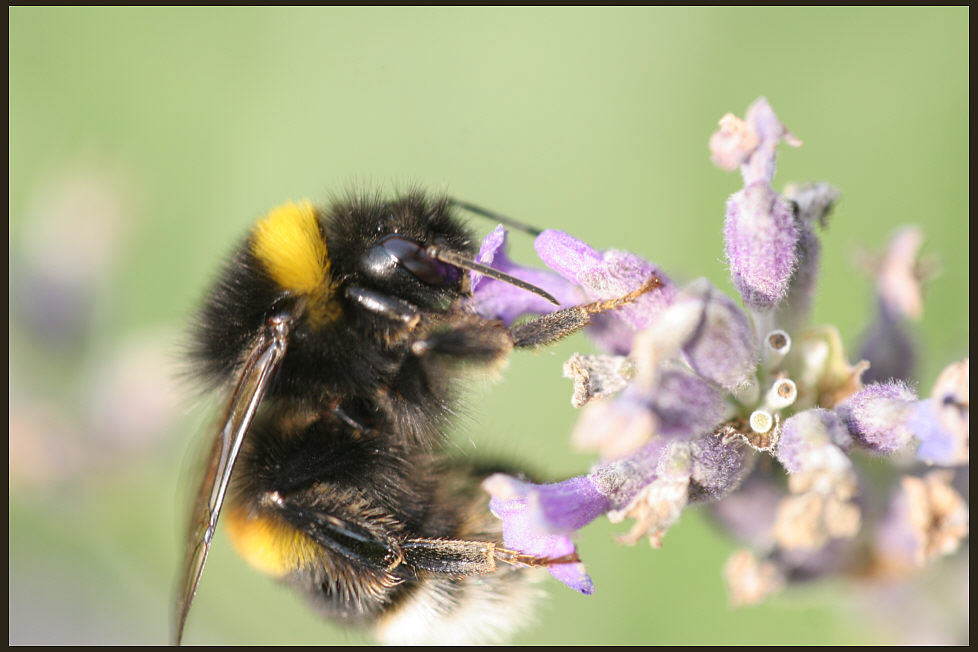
[426,246,560,306]
[448,199,543,237]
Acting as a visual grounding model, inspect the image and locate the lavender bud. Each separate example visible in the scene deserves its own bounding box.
[672,280,760,393]
[775,215,820,331]
[724,182,799,311]
[590,439,668,510]
[689,433,752,501]
[837,381,918,454]
[775,409,852,475]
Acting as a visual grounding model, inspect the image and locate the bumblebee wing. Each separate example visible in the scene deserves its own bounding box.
[173,318,290,644]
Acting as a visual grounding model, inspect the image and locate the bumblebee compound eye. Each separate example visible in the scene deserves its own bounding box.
[363,235,461,287]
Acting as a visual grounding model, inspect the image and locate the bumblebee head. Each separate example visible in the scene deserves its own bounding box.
[190,195,473,388]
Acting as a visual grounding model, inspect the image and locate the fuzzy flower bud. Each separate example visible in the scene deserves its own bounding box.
[781,186,840,326]
[837,381,918,454]
[659,279,760,393]
[724,182,799,311]
[859,301,917,385]
[689,433,752,501]
[775,409,852,475]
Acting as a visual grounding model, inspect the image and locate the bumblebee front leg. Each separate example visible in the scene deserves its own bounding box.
[398,538,580,577]
[410,275,663,360]
[509,275,663,349]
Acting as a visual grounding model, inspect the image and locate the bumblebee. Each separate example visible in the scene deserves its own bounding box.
[173,191,659,644]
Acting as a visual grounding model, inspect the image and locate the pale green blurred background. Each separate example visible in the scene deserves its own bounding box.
[9,7,968,645]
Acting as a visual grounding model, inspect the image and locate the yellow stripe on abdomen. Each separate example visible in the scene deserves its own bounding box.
[225,506,321,578]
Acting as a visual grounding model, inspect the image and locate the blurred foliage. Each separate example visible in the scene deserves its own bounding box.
[9,7,968,645]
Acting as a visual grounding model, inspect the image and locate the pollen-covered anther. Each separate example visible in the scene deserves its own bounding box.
[764,378,797,411]
[750,410,774,434]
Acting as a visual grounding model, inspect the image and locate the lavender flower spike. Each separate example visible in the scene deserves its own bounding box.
[837,381,918,454]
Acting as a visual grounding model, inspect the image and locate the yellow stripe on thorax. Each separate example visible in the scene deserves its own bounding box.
[251,200,341,324]
[251,200,329,295]
[225,506,321,578]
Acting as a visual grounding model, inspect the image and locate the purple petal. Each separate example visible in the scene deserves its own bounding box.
[483,473,607,594]
[547,560,595,595]
[590,439,668,510]
[836,381,918,454]
[724,182,799,311]
[534,229,678,351]
[911,399,965,466]
[469,225,584,325]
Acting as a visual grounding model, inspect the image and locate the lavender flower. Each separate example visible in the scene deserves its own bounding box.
[534,229,678,354]
[470,98,967,606]
[470,225,584,325]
